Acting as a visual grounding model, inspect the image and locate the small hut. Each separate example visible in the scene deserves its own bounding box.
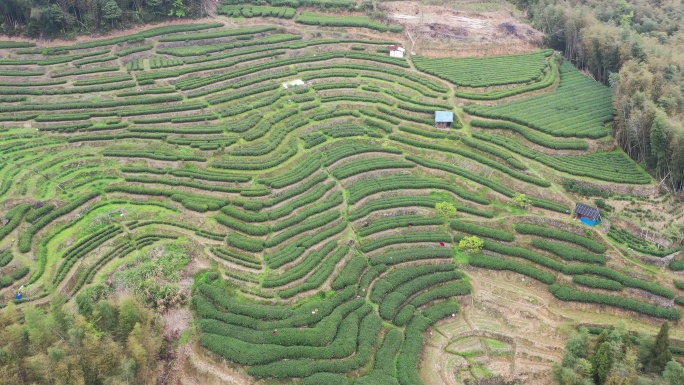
[389,45,405,58]
[435,111,454,128]
[574,203,601,226]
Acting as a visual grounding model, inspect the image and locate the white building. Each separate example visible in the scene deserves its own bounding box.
[389,44,405,58]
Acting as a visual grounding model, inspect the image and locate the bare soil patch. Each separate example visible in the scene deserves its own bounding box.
[382,1,543,57]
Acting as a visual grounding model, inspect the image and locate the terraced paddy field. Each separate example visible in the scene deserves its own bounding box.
[0,19,682,385]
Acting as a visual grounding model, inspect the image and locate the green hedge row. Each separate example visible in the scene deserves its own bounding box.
[199,304,364,364]
[102,149,203,161]
[219,6,297,19]
[104,185,227,212]
[469,236,675,298]
[358,215,442,237]
[265,210,341,248]
[398,125,459,140]
[158,26,275,42]
[207,83,280,105]
[331,256,369,290]
[0,70,44,76]
[122,166,250,183]
[470,119,588,150]
[245,312,382,378]
[409,281,471,308]
[514,224,606,253]
[115,44,153,57]
[413,50,552,87]
[391,135,551,187]
[378,271,461,320]
[608,226,680,257]
[549,284,680,320]
[216,214,270,236]
[265,242,303,270]
[369,247,454,266]
[454,57,558,100]
[196,288,360,345]
[572,275,623,291]
[260,154,321,188]
[0,41,35,48]
[26,203,56,223]
[463,62,612,139]
[278,245,349,298]
[117,87,176,97]
[468,254,556,284]
[331,157,414,180]
[73,75,133,86]
[531,239,606,264]
[349,195,493,221]
[272,191,343,232]
[461,137,527,170]
[0,80,65,87]
[361,232,452,253]
[397,301,459,385]
[51,65,120,78]
[450,220,514,242]
[296,12,403,33]
[370,264,456,303]
[0,203,31,242]
[211,247,261,269]
[359,109,401,125]
[19,192,100,252]
[378,106,433,126]
[227,232,264,252]
[0,94,183,113]
[0,250,13,267]
[346,174,490,205]
[74,56,118,67]
[0,81,134,95]
[472,132,651,185]
[53,224,123,285]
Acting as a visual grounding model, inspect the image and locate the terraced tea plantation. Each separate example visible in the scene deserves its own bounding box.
[0,21,678,385]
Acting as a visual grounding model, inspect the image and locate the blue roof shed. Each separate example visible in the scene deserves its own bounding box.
[435,111,454,123]
[574,203,601,226]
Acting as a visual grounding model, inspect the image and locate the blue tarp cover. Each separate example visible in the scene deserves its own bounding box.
[580,217,598,226]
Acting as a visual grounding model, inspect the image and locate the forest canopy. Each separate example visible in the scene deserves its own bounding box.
[516,0,684,190]
[0,0,206,37]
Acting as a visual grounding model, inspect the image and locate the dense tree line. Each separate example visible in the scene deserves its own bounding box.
[554,323,684,385]
[0,0,208,37]
[516,0,684,191]
[0,292,163,385]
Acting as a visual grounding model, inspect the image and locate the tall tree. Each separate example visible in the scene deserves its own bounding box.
[102,0,122,28]
[645,322,672,374]
[650,110,669,178]
[591,341,613,384]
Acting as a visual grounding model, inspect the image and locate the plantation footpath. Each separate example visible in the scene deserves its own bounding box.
[0,20,673,385]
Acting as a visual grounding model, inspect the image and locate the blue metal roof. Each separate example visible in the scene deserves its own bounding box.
[435,111,454,123]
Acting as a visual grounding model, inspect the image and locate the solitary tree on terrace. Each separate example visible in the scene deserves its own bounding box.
[459,236,484,254]
[435,201,457,222]
[514,193,529,209]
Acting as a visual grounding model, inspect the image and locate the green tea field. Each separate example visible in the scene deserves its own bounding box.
[0,19,682,385]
